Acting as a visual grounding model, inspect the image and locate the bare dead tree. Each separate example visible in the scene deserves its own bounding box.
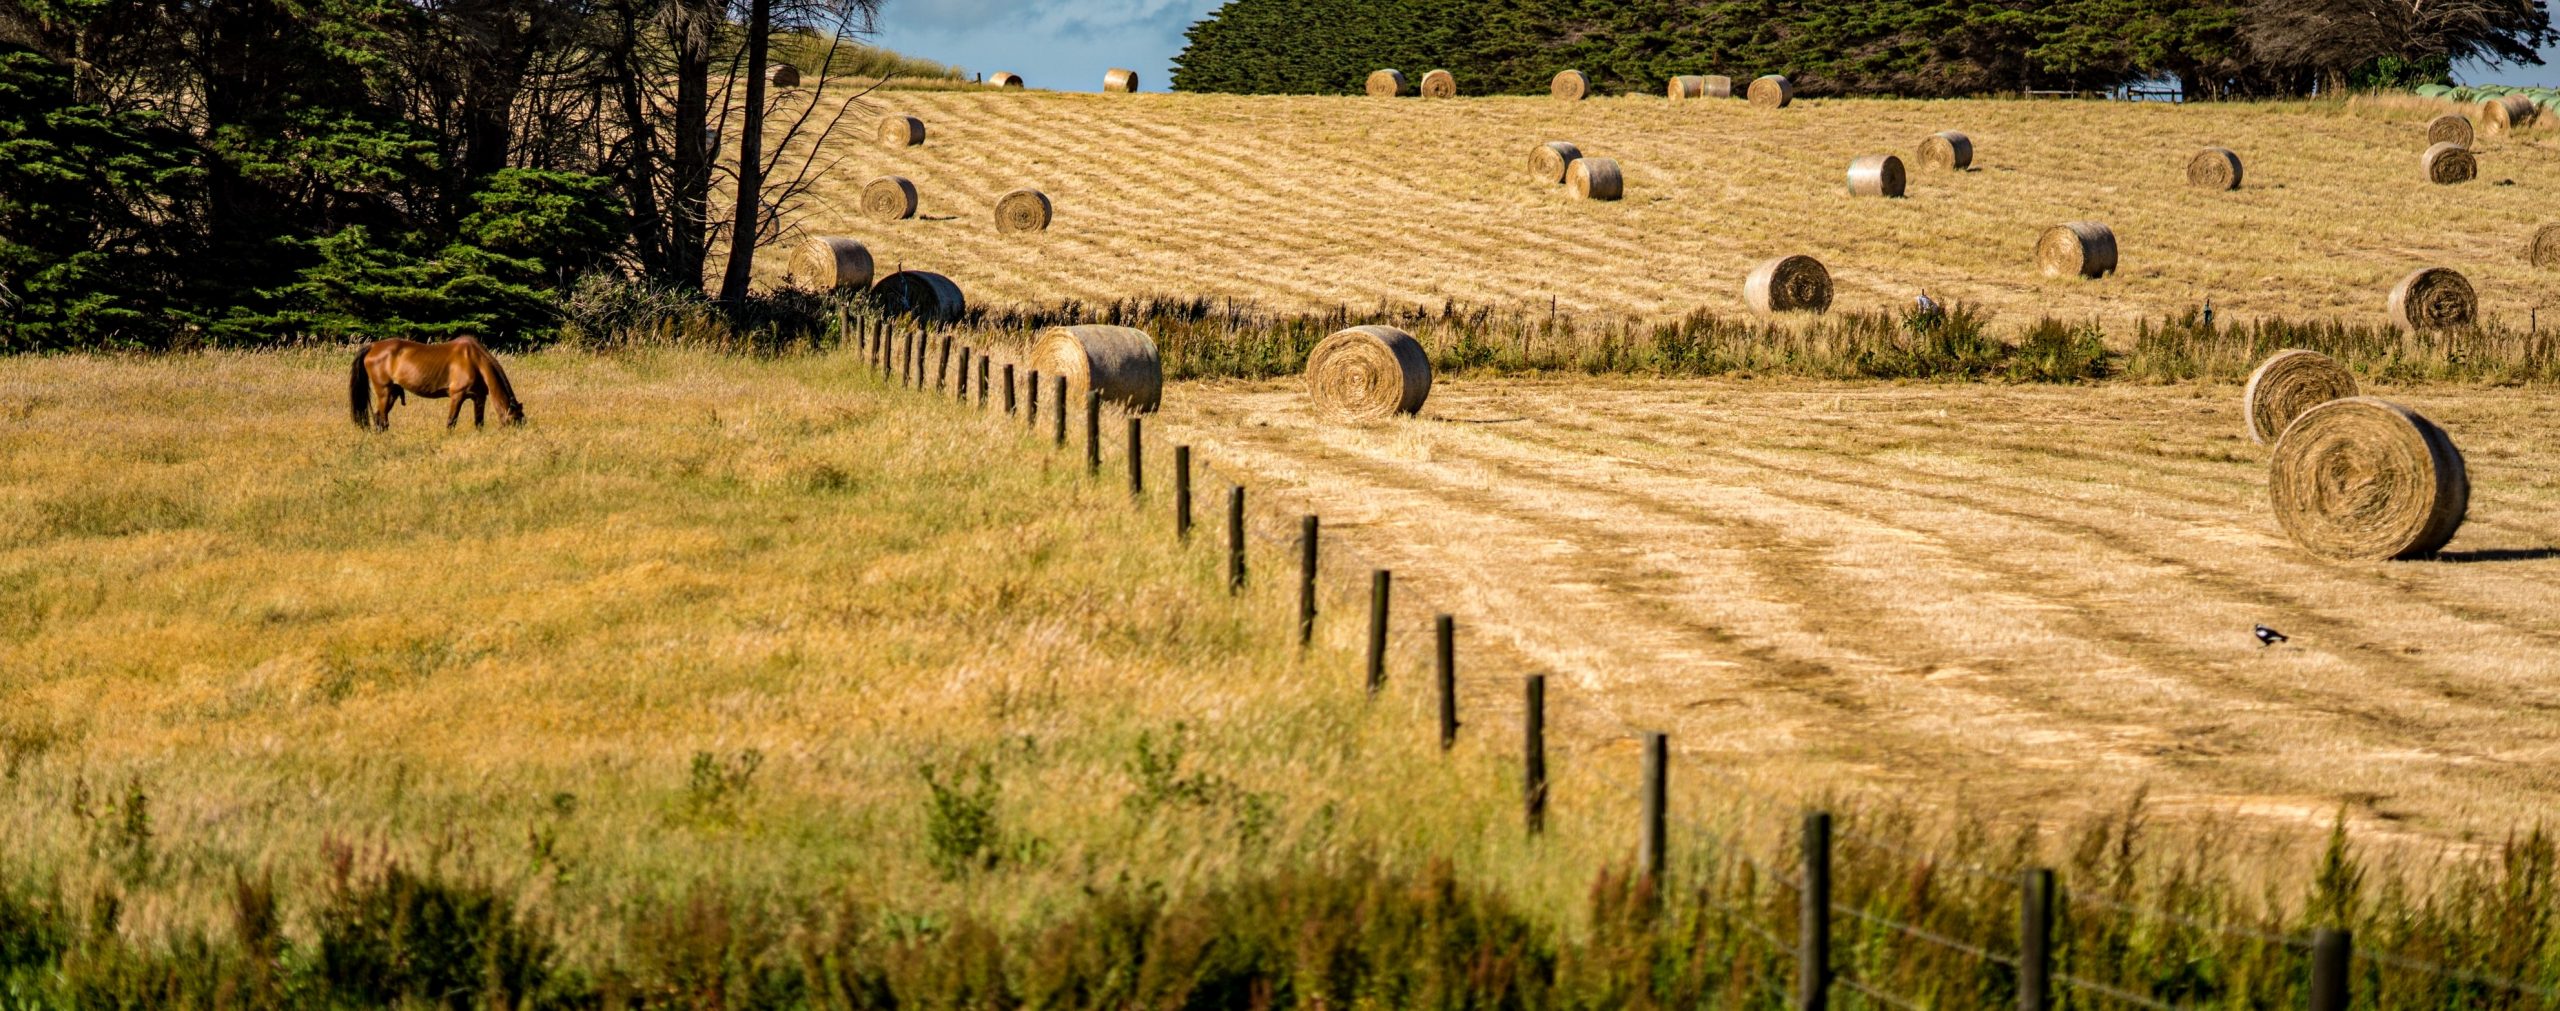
[2243,0,2551,89]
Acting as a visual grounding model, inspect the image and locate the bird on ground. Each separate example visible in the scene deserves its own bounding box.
[2254,624,2287,647]
[1915,291,1941,315]
[2203,296,2215,326]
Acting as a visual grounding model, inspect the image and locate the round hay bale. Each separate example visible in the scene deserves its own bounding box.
[1568,157,1623,201]
[989,72,1025,89]
[1530,140,1583,184]
[1031,325,1162,413]
[860,176,918,221]
[1667,75,1706,101]
[2426,113,2474,147]
[2268,397,2468,560]
[878,115,925,148]
[1366,69,1407,97]
[1420,69,1457,98]
[2037,221,2117,279]
[1552,70,1589,101]
[789,236,872,293]
[1305,325,1432,424]
[2243,350,2359,446]
[2530,222,2560,268]
[2186,147,2243,190]
[1846,154,1906,197]
[1704,75,1733,98]
[1743,255,1834,315]
[994,188,1052,234]
[1103,67,1140,93]
[870,270,966,323]
[2387,266,2476,331]
[2421,141,2476,185]
[766,63,802,87]
[2481,93,2536,134]
[1916,131,1972,171]
[1748,75,1792,108]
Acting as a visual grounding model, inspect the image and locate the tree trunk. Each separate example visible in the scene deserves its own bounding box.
[670,0,715,291]
[716,0,772,305]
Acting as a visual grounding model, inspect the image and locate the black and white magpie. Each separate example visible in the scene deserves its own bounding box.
[2254,624,2287,647]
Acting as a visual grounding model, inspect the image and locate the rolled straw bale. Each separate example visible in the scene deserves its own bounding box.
[1552,70,1590,101]
[861,176,919,221]
[2243,350,2358,446]
[2481,94,2536,134]
[1846,154,1906,197]
[1421,69,1458,98]
[1305,325,1433,424]
[878,115,925,148]
[2531,223,2560,268]
[2268,397,2468,560]
[2426,113,2474,147]
[1568,157,1623,201]
[989,72,1025,89]
[1104,67,1140,93]
[2036,221,2117,279]
[789,236,872,292]
[2421,141,2476,184]
[870,270,966,323]
[1743,255,1834,315]
[2387,266,2476,331]
[766,63,802,87]
[1916,131,1972,171]
[1748,75,1792,108]
[2186,147,2243,190]
[1704,75,1733,98]
[1366,69,1407,97]
[1031,325,1162,413]
[1530,141,1583,184]
[994,188,1053,234]
[1668,76,1707,101]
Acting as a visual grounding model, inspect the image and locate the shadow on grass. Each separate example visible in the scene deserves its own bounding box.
[2427,547,2560,563]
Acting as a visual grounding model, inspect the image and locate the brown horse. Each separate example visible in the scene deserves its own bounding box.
[349,337,525,430]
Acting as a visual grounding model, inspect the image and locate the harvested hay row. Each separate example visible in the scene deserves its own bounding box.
[2422,141,2476,185]
[1366,70,1406,97]
[989,72,1024,89]
[878,115,925,148]
[2388,266,2476,332]
[1705,75,1733,98]
[1305,325,1432,424]
[1743,255,1834,315]
[2427,113,2473,147]
[1916,131,1972,171]
[2187,147,2242,190]
[1031,325,1163,412]
[766,63,801,87]
[2269,397,2468,560]
[2532,223,2560,268]
[1551,70,1589,101]
[1530,141,1583,184]
[2037,221,2117,279]
[994,189,1053,234]
[1846,155,1906,197]
[1103,68,1140,93]
[1421,69,1457,98]
[789,236,872,292]
[871,271,966,323]
[2482,94,2536,134]
[1568,157,1623,201]
[2243,350,2358,445]
[861,176,919,221]
[1667,76,1706,101]
[1748,75,1792,108]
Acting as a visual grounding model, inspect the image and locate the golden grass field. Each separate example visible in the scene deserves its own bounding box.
[768,87,2560,328]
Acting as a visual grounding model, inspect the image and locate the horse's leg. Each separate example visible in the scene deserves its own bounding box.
[371,382,395,430]
[446,392,464,429]
[471,393,486,428]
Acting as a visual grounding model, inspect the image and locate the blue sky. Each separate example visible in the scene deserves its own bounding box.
[871,0,2560,93]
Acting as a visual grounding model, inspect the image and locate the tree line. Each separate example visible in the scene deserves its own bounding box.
[1171,0,2551,101]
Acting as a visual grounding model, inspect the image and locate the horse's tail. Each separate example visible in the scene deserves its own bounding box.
[477,344,523,422]
[349,346,372,429]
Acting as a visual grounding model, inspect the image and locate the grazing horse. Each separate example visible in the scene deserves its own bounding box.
[349,337,525,430]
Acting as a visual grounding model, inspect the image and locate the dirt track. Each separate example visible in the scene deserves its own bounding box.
[1155,377,2560,844]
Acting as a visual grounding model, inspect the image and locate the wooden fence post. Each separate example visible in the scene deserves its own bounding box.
[957,347,972,400]
[1800,811,1833,1011]
[1174,446,1193,541]
[2020,868,2053,1011]
[1640,731,1668,886]
[2309,929,2351,1011]
[1085,391,1101,473]
[1367,569,1389,694]
[1053,377,1068,446]
[1298,516,1319,647]
[1003,365,1017,415]
[937,334,951,390]
[977,358,990,409]
[1436,614,1456,749]
[1227,486,1246,594]
[1524,674,1547,835]
[1127,416,1143,497]
[1026,371,1040,428]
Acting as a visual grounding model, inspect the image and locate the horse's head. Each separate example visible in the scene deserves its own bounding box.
[504,400,527,426]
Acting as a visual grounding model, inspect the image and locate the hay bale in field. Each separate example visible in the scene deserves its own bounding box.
[2388,266,2476,331]
[1104,67,1140,93]
[861,176,918,221]
[766,63,802,87]
[2187,147,2242,190]
[1305,325,1432,424]
[989,72,1025,89]
[1530,140,1583,184]
[1421,69,1458,98]
[789,236,872,292]
[1552,70,1589,101]
[2243,350,2358,446]
[1031,325,1162,413]
[1916,131,1971,170]
[2037,221,2117,279]
[2426,113,2474,147]
[2268,397,2468,560]
[1748,75,1792,108]
[1568,157,1623,200]
[2531,223,2560,268]
[1846,154,1906,197]
[2481,94,2536,134]
[1743,255,1834,315]
[1705,75,1733,98]
[2421,141,2476,184]
[994,188,1052,234]
[1367,69,1407,97]
[878,115,925,148]
[870,270,966,323]
[1668,75,1706,101]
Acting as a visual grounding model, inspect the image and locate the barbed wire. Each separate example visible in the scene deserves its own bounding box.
[1835,972,1927,1011]
[1832,901,2017,970]
[2357,946,2560,1001]
[2051,970,2183,1011]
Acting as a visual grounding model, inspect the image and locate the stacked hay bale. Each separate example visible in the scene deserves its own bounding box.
[1421,69,1458,98]
[1367,69,1407,97]
[995,189,1053,234]
[1032,325,1163,412]
[1744,255,1834,314]
[1104,68,1140,93]
[2426,114,2473,147]
[2388,267,2475,331]
[878,115,925,148]
[1748,75,1792,108]
[2187,147,2242,190]
[2243,350,2358,445]
[1305,326,1433,424]
[871,271,966,323]
[1530,141,1583,184]
[1668,76,1707,101]
[1846,155,1906,197]
[1568,157,1623,200]
[1916,131,1972,170]
[2037,222,2117,279]
[2269,398,2468,560]
[2422,142,2476,184]
[1552,70,1589,100]
[790,236,872,292]
[989,72,1025,88]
